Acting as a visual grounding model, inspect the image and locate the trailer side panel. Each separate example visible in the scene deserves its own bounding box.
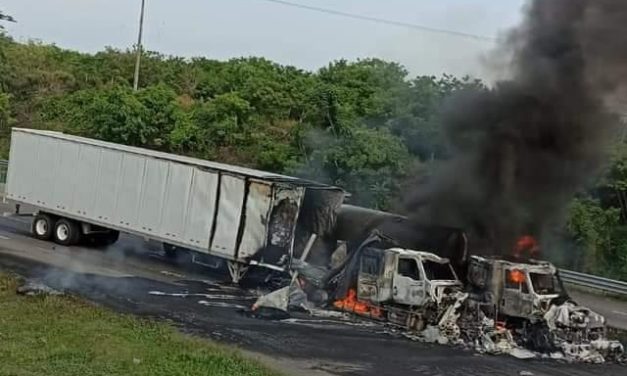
[211,175,246,256]
[6,128,331,268]
[183,168,218,250]
[160,162,193,242]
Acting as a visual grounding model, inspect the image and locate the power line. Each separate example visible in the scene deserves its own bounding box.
[254,0,496,43]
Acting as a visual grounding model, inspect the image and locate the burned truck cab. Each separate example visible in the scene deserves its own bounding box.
[357,247,463,308]
[467,255,567,320]
[308,231,467,330]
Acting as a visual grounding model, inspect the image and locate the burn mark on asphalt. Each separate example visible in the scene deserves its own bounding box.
[1,253,626,376]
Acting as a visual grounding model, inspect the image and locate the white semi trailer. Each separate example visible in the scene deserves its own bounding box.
[5,128,344,281]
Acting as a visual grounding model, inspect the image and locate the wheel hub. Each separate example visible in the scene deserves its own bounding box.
[35,219,48,235]
[56,224,69,241]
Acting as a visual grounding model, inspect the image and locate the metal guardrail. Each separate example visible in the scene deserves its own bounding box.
[560,269,627,296]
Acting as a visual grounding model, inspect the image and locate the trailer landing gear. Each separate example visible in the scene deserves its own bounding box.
[227,261,249,284]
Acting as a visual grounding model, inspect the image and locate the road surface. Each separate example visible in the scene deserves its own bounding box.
[0,208,625,376]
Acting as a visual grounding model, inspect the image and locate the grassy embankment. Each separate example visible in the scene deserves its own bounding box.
[0,273,282,376]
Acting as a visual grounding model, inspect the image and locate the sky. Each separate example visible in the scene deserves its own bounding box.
[0,0,526,78]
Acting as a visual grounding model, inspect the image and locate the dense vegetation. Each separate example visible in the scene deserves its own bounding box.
[0,26,626,279]
[0,32,479,209]
[0,274,281,376]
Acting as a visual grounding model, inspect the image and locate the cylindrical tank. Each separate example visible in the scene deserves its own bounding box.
[334,204,469,276]
[334,204,404,242]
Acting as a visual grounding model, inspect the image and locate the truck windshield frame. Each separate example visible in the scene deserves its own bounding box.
[529,272,563,295]
[397,257,422,280]
[422,260,456,281]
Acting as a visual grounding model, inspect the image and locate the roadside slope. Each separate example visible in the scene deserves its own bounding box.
[0,273,282,376]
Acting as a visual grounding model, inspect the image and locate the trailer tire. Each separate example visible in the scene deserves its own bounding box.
[53,218,81,246]
[31,213,55,240]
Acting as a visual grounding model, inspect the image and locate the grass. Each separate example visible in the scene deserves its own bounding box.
[0,273,282,376]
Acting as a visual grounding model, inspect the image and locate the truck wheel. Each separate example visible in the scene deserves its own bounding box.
[53,218,81,246]
[31,213,55,240]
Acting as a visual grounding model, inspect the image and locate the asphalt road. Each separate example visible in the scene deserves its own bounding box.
[0,210,626,376]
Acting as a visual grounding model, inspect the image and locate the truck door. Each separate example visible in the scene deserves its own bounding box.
[392,257,426,306]
[357,253,380,302]
[501,268,534,317]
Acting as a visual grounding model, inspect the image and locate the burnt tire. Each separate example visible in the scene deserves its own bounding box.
[53,218,81,246]
[31,213,55,241]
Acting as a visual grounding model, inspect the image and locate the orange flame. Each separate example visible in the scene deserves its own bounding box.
[514,235,539,258]
[509,269,526,284]
[333,289,382,318]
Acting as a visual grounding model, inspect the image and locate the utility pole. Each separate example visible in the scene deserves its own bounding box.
[133,0,146,91]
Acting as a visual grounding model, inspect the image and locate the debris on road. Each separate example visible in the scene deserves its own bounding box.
[16,279,63,296]
[160,270,185,279]
[251,234,318,313]
[148,291,243,300]
[244,232,626,364]
[197,300,247,310]
[544,302,624,363]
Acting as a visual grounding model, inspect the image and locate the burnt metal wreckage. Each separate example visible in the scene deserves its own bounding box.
[251,207,626,364]
[5,130,624,363]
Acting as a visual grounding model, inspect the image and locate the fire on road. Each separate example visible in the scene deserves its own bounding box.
[0,211,626,376]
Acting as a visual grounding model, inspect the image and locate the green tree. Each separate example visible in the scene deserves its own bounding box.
[566,197,625,277]
[0,90,13,157]
[566,139,627,280]
[0,33,11,91]
[68,86,147,145]
[387,75,486,160]
[318,58,409,121]
[54,85,190,149]
[136,84,190,149]
[0,91,12,129]
[290,126,410,209]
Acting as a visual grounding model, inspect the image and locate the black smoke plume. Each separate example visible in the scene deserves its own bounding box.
[406,0,627,255]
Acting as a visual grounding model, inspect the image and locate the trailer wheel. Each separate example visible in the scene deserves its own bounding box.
[31,213,55,240]
[53,218,81,246]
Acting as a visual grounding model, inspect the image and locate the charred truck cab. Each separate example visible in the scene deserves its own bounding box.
[464,255,623,359]
[330,241,467,332]
[357,248,462,308]
[466,255,567,320]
